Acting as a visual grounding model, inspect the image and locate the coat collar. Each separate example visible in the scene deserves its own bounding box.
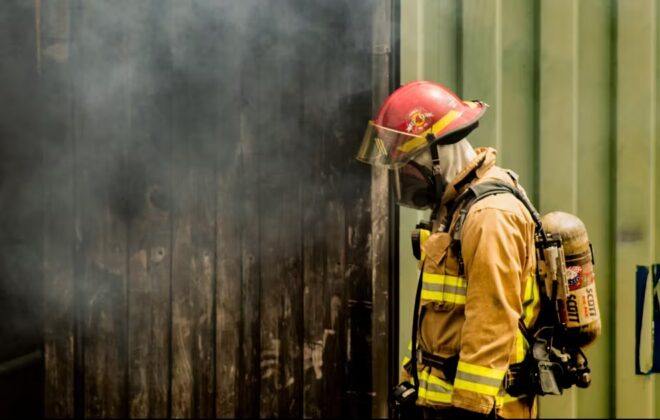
[440,147,497,205]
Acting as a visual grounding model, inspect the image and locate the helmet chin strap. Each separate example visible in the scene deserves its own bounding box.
[429,141,445,221]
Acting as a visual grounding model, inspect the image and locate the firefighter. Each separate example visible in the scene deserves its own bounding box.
[357,80,540,419]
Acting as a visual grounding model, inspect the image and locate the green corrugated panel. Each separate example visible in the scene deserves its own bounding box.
[575,1,613,418]
[656,1,660,416]
[462,0,499,150]
[399,0,660,417]
[500,0,537,203]
[616,0,656,417]
[400,0,420,83]
[539,0,580,416]
[398,0,419,375]
[398,0,459,372]
[419,0,460,88]
[538,0,578,216]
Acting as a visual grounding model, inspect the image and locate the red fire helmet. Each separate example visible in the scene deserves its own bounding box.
[356,80,487,168]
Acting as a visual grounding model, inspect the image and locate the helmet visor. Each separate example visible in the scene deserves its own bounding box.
[356,121,430,169]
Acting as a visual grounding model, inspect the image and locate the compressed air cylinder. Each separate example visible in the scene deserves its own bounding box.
[541,212,602,347]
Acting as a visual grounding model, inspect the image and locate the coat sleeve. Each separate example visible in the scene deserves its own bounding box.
[451,206,527,415]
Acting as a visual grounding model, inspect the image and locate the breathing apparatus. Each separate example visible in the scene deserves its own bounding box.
[405,181,602,403]
[508,211,600,396]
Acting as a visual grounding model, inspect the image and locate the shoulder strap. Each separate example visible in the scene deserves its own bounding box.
[449,178,544,285]
[448,178,547,343]
[409,261,425,391]
[452,180,543,249]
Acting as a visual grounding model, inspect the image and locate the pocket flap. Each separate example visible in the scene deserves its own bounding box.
[421,232,451,266]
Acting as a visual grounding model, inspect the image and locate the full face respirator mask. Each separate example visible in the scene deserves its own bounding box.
[394,148,446,211]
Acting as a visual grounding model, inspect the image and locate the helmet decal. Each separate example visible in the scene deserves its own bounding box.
[406,109,434,134]
[566,265,582,291]
[374,136,388,157]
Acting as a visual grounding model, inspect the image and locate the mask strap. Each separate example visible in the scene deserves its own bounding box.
[428,136,444,220]
[405,160,434,185]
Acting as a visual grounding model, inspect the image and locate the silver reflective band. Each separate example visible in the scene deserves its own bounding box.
[455,371,503,388]
[422,283,467,296]
[418,378,452,394]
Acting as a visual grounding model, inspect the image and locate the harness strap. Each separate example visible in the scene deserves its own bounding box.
[418,350,459,382]
[450,180,544,275]
[444,179,546,398]
[409,262,425,391]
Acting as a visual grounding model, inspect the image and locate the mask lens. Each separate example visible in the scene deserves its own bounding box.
[395,162,435,210]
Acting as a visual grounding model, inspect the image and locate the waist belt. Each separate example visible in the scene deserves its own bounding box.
[416,350,529,397]
[503,361,529,397]
[417,350,459,382]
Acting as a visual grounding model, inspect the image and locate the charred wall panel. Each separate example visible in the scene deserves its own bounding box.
[0,1,44,418]
[41,0,75,417]
[0,0,395,418]
[124,3,173,418]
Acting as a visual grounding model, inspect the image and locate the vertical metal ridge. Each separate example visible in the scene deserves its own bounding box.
[654,1,660,409]
[532,0,541,208]
[614,0,656,416]
[416,0,424,79]
[495,0,502,155]
[646,0,656,410]
[572,0,579,216]
[607,0,617,416]
[650,0,657,267]
[456,0,464,96]
[646,0,656,409]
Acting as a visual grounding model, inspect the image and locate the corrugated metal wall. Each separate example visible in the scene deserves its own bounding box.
[398,0,660,418]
